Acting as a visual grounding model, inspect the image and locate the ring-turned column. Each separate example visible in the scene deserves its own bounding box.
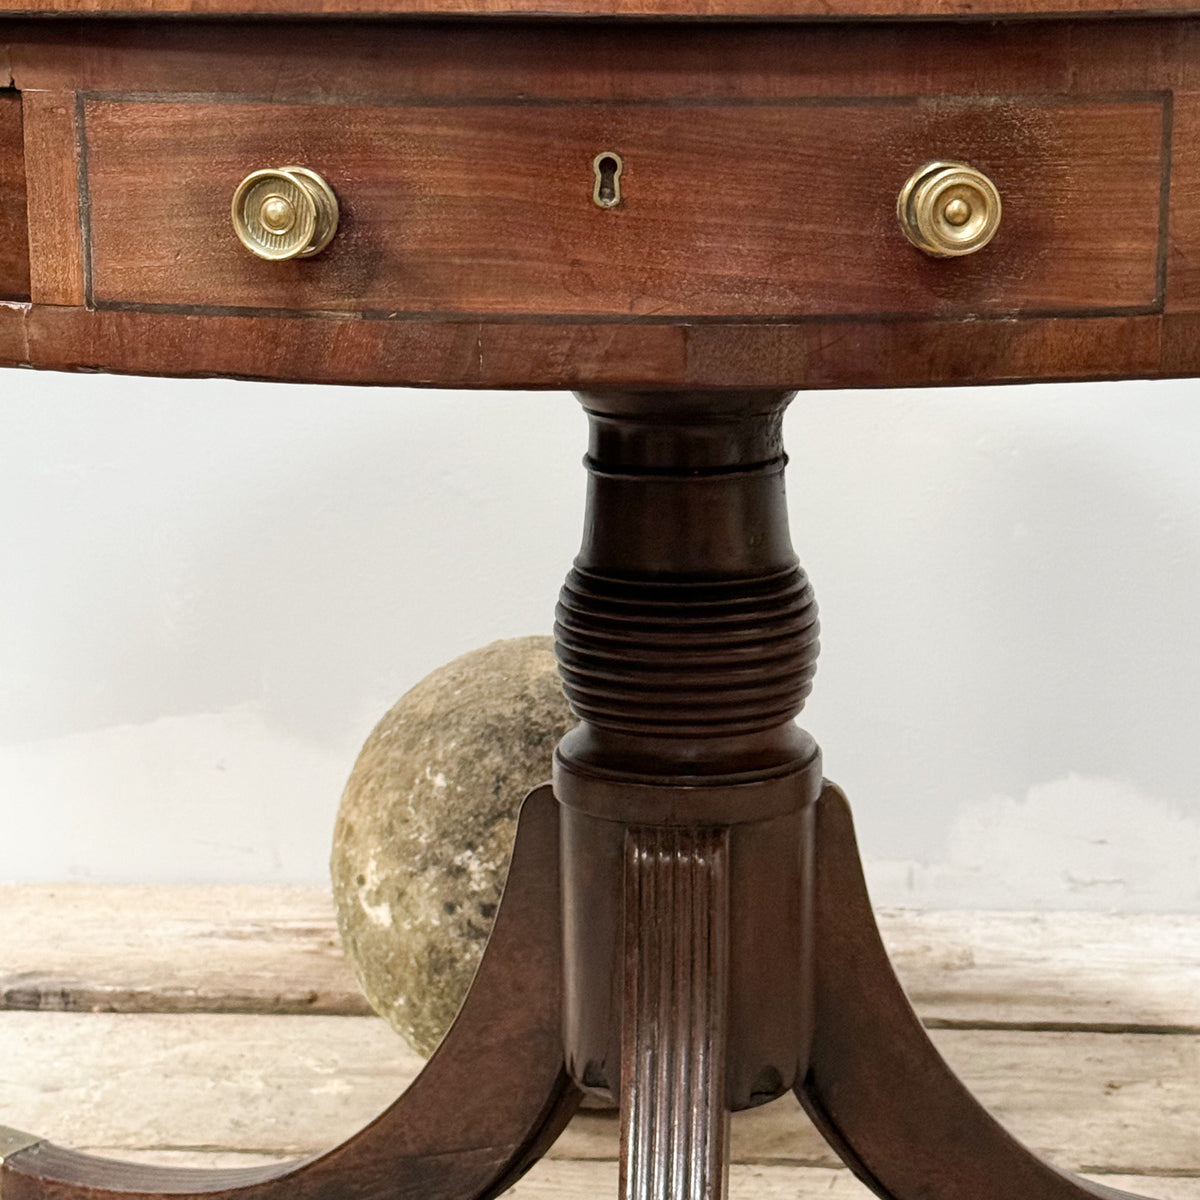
[553,390,825,1200]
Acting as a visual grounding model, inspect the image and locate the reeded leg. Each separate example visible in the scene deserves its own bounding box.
[797,781,1159,1200]
[0,785,581,1200]
[620,828,730,1200]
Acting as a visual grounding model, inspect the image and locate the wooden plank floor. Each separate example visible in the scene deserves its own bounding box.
[1,886,1198,1198]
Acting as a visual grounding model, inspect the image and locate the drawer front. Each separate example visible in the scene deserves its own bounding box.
[83,96,1165,320]
[0,91,29,301]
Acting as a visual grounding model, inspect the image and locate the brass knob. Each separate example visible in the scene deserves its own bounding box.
[897,161,1001,258]
[231,167,339,261]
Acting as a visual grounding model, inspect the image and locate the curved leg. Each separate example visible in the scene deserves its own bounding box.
[1,784,581,1200]
[796,781,1159,1200]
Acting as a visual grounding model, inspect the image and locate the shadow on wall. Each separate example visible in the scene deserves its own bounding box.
[0,378,583,883]
[0,375,1197,904]
[796,384,1200,912]
[867,774,1200,911]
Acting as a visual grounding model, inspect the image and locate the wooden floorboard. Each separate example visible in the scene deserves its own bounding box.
[44,1159,1200,1200]
[0,886,1197,1193]
[2,886,1197,1030]
[511,1162,1200,1200]
[0,885,370,1016]
[1,1012,1197,1175]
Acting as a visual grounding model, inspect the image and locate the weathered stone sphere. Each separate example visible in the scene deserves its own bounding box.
[331,636,574,1057]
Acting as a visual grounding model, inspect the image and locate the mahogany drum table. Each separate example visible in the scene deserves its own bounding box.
[0,6,1195,1200]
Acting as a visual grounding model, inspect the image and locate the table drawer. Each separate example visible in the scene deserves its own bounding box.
[83,95,1165,320]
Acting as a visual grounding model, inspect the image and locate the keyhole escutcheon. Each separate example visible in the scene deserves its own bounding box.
[593,152,623,209]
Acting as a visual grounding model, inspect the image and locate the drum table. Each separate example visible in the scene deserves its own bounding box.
[0,5,1194,1200]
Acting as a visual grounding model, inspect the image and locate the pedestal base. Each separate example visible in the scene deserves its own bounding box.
[0,782,1166,1200]
[0,388,1178,1200]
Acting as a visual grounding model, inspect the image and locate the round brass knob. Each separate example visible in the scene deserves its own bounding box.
[897,161,1001,258]
[231,167,339,261]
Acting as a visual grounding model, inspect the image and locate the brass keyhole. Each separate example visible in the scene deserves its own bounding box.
[593,152,623,209]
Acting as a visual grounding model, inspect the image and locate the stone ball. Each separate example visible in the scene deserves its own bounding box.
[331,635,575,1057]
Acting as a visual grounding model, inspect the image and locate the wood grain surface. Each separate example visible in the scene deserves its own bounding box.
[0,885,372,1016]
[6,304,1187,388]
[0,891,1196,1196]
[1166,90,1200,310]
[514,1163,1198,1200]
[3,0,1200,26]
[81,97,1165,320]
[0,90,29,300]
[5,17,1200,386]
[5,20,1197,99]
[2,1015,1198,1175]
[3,886,1197,1032]
[21,92,84,307]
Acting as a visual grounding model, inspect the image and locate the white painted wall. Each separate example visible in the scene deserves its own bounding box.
[0,370,1197,910]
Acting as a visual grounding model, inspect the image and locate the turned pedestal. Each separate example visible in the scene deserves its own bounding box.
[0,385,1164,1200]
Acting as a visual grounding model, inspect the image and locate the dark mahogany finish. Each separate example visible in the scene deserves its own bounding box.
[555,391,821,1122]
[82,97,1161,319]
[7,18,1200,388]
[1,7,1193,1200]
[620,826,730,1200]
[0,91,29,301]
[799,783,1154,1200]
